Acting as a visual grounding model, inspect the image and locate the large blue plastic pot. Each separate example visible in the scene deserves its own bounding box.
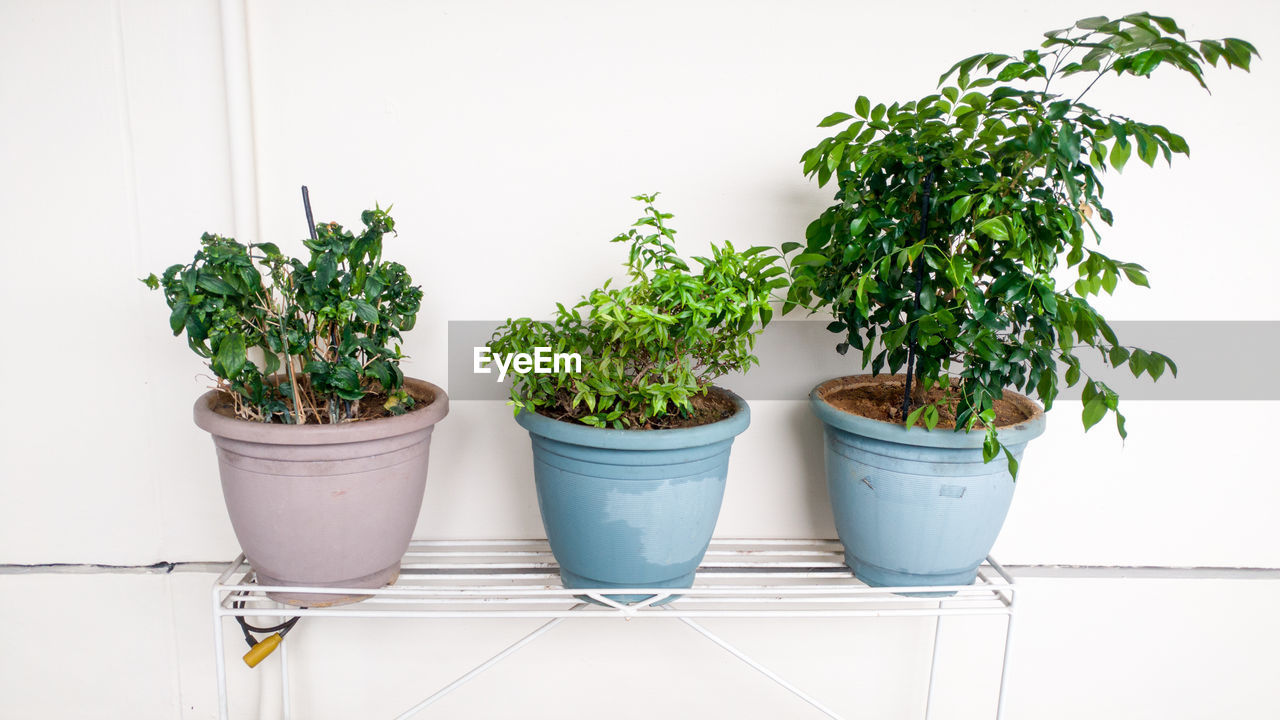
[516,389,749,601]
[811,376,1046,590]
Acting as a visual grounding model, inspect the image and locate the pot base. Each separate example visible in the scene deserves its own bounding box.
[848,554,979,597]
[256,564,401,608]
[560,568,693,606]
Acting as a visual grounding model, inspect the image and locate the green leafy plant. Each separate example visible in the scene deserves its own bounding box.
[143,205,424,424]
[489,194,787,428]
[785,13,1258,472]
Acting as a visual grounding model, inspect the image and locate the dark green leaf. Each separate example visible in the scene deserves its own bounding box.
[1075,16,1110,30]
[315,253,338,287]
[168,302,188,335]
[818,111,854,127]
[975,217,1010,242]
[196,275,236,295]
[352,299,379,324]
[1122,265,1150,287]
[1004,447,1019,479]
[1082,395,1107,430]
[216,333,246,379]
[793,253,829,267]
[1110,139,1131,172]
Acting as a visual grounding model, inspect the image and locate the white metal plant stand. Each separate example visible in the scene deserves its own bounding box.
[212,539,1017,719]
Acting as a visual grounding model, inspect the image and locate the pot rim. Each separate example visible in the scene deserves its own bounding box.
[810,375,1046,449]
[515,386,750,450]
[193,376,449,445]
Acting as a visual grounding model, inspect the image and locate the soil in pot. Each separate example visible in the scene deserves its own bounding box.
[535,386,737,429]
[820,376,1035,428]
[208,376,437,424]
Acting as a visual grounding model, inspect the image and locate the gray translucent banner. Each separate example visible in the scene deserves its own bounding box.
[448,320,1280,401]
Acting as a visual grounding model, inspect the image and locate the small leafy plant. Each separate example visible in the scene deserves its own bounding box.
[489,194,787,429]
[143,203,424,424]
[785,13,1258,471]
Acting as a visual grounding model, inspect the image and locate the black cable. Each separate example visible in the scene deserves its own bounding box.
[232,598,303,649]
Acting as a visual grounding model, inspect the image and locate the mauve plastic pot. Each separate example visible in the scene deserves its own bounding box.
[811,376,1045,592]
[193,378,448,606]
[516,389,749,603]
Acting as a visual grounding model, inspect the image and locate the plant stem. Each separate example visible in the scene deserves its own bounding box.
[282,274,305,424]
[284,351,303,424]
[901,171,933,420]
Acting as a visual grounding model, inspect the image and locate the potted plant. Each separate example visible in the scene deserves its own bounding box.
[143,192,449,606]
[488,194,786,600]
[785,14,1257,589]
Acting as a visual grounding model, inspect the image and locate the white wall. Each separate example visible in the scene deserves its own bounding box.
[1,1,1277,717]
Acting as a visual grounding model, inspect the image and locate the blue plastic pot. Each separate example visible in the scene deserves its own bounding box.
[811,376,1046,590]
[516,390,749,601]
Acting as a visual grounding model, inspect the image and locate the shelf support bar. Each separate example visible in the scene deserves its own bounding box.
[392,604,585,720]
[671,609,845,719]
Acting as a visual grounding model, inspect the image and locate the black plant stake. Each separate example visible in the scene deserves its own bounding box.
[302,185,317,241]
[901,171,933,420]
[302,186,344,423]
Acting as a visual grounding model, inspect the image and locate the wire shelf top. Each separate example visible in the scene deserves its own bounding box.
[215,539,1014,619]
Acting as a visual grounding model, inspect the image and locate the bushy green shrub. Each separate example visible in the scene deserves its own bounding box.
[489,194,786,428]
[785,13,1257,472]
[144,205,423,423]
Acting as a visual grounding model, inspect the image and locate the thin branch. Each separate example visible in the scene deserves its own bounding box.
[1075,60,1115,104]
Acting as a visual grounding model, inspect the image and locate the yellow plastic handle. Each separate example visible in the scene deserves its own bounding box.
[242,633,282,668]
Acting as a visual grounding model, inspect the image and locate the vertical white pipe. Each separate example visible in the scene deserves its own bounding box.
[217,8,264,715]
[218,0,260,244]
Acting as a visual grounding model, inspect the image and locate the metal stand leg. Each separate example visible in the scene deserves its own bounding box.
[924,603,943,720]
[213,587,229,720]
[280,629,291,720]
[674,613,845,720]
[392,604,585,720]
[985,555,1018,720]
[995,610,1015,720]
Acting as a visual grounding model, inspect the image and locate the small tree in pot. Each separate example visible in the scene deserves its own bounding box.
[489,194,785,599]
[786,14,1258,588]
[143,191,449,605]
